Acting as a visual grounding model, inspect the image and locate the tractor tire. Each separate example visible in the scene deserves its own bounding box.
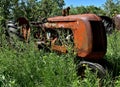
[77,61,106,78]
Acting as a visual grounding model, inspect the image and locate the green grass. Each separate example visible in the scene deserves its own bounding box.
[0,38,78,87]
[1,30,120,87]
[106,31,120,76]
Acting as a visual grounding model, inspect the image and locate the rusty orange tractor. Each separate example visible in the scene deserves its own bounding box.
[31,13,107,78]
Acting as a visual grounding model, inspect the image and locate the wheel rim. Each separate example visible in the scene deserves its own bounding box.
[77,61,106,78]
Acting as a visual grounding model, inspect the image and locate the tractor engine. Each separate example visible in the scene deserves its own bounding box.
[32,14,107,60]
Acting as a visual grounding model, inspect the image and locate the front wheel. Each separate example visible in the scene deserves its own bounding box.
[77,61,106,78]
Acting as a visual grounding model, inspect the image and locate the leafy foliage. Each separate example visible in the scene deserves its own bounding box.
[103,0,120,17]
[1,25,120,87]
[1,0,120,87]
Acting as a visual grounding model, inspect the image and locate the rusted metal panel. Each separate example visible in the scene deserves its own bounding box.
[44,18,91,57]
[42,14,107,59]
[47,14,101,22]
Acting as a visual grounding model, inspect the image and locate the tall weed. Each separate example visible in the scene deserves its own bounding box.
[1,28,120,87]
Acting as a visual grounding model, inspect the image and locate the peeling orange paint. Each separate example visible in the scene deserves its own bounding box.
[42,14,107,59]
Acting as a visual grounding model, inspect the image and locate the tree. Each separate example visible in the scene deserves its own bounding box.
[0,0,65,25]
[39,0,65,17]
[103,0,118,17]
[0,0,14,25]
[76,6,87,14]
[69,5,105,16]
